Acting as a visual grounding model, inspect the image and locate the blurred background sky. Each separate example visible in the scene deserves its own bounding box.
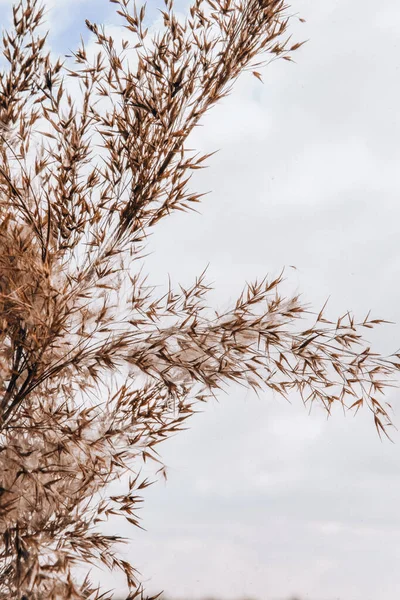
[2,0,400,598]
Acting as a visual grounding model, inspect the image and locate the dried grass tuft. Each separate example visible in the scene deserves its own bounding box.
[0,1,397,598]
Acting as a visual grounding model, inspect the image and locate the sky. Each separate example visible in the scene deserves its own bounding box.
[2,0,400,598]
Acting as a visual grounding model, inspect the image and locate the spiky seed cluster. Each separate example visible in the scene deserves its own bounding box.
[0,0,398,598]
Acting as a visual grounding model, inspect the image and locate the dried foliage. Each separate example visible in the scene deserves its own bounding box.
[0,0,398,598]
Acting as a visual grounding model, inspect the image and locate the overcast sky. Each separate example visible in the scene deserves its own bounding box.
[2,0,400,598]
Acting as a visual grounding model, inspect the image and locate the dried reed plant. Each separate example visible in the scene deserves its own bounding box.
[0,0,399,598]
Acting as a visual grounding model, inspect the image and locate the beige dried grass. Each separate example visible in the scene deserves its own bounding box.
[0,1,398,598]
